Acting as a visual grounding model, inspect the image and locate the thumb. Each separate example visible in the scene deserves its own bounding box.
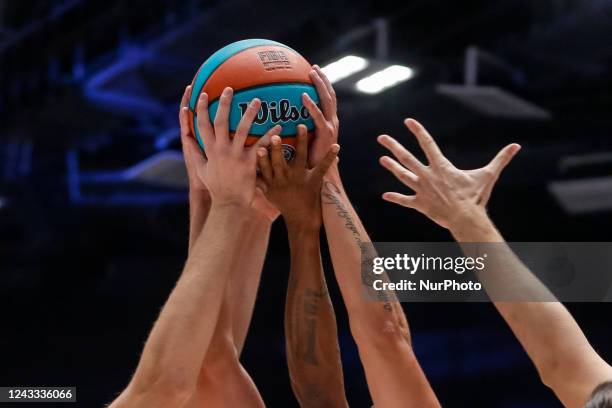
[487,143,521,179]
[480,143,521,204]
[313,144,340,179]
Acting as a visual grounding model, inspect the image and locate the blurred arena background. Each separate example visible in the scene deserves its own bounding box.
[1,0,612,406]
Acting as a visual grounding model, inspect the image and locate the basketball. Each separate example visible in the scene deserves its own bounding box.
[188,39,319,160]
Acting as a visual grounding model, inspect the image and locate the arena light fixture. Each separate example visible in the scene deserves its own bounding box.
[548,176,612,214]
[355,65,414,94]
[320,55,369,83]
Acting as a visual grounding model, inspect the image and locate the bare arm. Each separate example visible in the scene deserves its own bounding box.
[258,127,347,407]
[302,66,439,408]
[111,205,255,408]
[177,86,280,408]
[379,118,612,408]
[112,86,273,408]
[230,206,275,352]
[451,210,612,408]
[180,84,279,355]
[321,165,439,408]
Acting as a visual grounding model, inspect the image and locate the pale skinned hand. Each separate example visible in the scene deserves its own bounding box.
[302,65,339,168]
[377,118,521,230]
[257,124,339,230]
[180,85,279,221]
[194,86,282,209]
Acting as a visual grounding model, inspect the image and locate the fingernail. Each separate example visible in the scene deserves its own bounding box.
[331,144,340,153]
[223,87,233,95]
[313,64,320,69]
[257,149,266,157]
[271,135,281,145]
[250,98,261,107]
[200,93,207,101]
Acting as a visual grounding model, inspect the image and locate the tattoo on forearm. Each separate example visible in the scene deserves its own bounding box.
[322,181,392,307]
[303,288,326,365]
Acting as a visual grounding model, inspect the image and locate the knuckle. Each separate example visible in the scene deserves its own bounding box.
[399,153,412,164]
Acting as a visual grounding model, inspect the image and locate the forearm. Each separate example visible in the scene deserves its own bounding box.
[129,205,253,398]
[321,165,409,343]
[188,190,211,255]
[285,223,347,408]
[231,216,272,353]
[189,190,270,355]
[321,166,439,407]
[451,210,612,407]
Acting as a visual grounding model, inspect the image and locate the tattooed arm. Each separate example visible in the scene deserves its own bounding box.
[301,66,440,408]
[321,166,440,408]
[258,126,347,407]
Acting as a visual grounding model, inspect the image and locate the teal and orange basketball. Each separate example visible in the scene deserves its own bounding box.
[188,39,319,160]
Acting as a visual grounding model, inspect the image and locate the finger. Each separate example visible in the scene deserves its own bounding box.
[196,92,214,147]
[404,118,444,165]
[179,106,192,139]
[252,125,282,151]
[270,135,287,178]
[313,65,337,110]
[295,124,308,168]
[180,85,192,111]
[379,156,419,191]
[255,179,268,194]
[302,93,326,128]
[377,134,424,173]
[486,143,521,179]
[481,143,521,203]
[313,144,340,179]
[182,126,208,180]
[382,192,419,209]
[213,87,233,146]
[234,98,261,149]
[309,70,334,119]
[257,148,273,183]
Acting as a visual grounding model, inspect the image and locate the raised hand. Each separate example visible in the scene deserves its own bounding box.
[195,87,281,208]
[378,118,521,230]
[256,124,339,229]
[302,65,340,168]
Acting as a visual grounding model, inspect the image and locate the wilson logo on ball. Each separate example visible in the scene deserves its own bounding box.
[238,99,311,125]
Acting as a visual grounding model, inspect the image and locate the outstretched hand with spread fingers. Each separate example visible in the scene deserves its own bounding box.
[378,118,521,230]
